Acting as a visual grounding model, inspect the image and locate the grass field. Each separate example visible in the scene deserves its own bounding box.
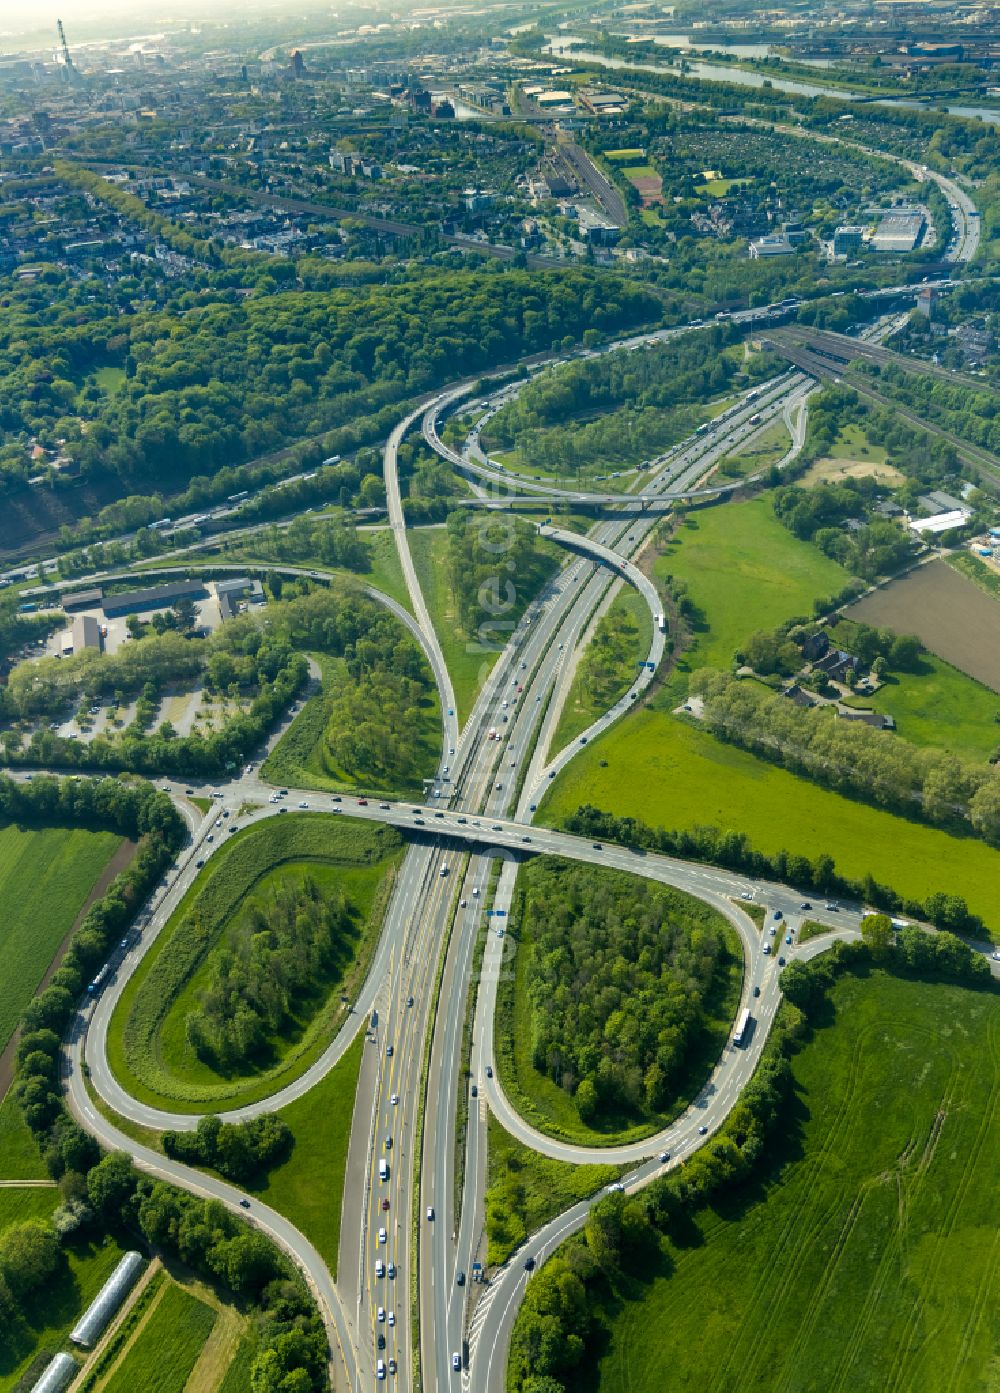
[824,421,889,462]
[485,1113,623,1267]
[541,496,1000,929]
[551,584,653,751]
[262,649,440,798]
[0,1217,124,1393]
[714,418,791,480]
[831,623,1000,760]
[0,1092,46,1179]
[218,1327,259,1393]
[656,498,848,680]
[541,709,1000,928]
[409,526,497,722]
[0,825,123,1055]
[591,971,1000,1393]
[252,1028,364,1280]
[103,1281,216,1393]
[109,815,402,1110]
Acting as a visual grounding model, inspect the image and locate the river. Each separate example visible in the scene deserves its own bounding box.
[545,36,1000,126]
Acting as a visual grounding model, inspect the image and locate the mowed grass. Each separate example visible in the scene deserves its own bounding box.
[104,1281,216,1393]
[592,971,1000,1393]
[252,1029,364,1279]
[109,814,402,1111]
[485,1113,623,1267]
[551,584,652,751]
[218,1328,259,1393]
[541,709,1000,929]
[0,1214,124,1392]
[0,825,122,1053]
[657,498,848,677]
[715,417,791,479]
[408,526,496,722]
[0,1092,46,1179]
[839,654,1000,761]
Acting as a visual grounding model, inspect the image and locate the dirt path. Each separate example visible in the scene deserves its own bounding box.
[0,837,137,1102]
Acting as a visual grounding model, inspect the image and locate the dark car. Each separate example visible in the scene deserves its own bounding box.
[456,1270,466,1287]
[471,1084,478,1098]
[753,985,760,997]
[239,1199,251,1209]
[778,956,786,966]
[523,1256,535,1271]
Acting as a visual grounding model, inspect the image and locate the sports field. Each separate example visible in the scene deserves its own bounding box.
[593,971,1000,1393]
[0,824,123,1056]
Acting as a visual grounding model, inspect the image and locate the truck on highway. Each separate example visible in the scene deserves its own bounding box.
[733,1007,751,1047]
[379,1159,389,1182]
[748,412,762,425]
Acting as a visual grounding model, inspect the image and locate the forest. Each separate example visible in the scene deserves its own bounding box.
[691,667,1000,845]
[481,328,780,471]
[184,877,355,1071]
[513,860,734,1125]
[0,252,659,498]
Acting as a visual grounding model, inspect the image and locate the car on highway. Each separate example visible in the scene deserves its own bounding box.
[778,956,786,966]
[699,1125,708,1135]
[753,985,761,997]
[773,909,783,920]
[388,1311,395,1327]
[377,1359,386,1380]
[593,842,602,851]
[799,901,812,910]
[491,823,503,831]
[521,835,531,843]
[452,1354,462,1372]
[427,1207,435,1221]
[391,1094,398,1105]
[239,1198,250,1209]
[456,1270,465,1286]
[298,800,308,809]
[382,1197,390,1211]
[387,1262,396,1278]
[377,1306,385,1322]
[523,1256,535,1271]
[471,1084,478,1098]
[825,902,839,911]
[388,1359,396,1375]
[376,1260,385,1278]
[659,1151,670,1163]
[485,1065,493,1077]
[763,943,771,955]
[785,934,793,944]
[386,1043,393,1056]
[385,1136,392,1150]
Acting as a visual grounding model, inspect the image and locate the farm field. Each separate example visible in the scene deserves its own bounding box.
[848,559,1000,692]
[541,708,1000,928]
[0,1211,124,1393]
[254,1028,364,1279]
[109,814,402,1111]
[551,583,652,751]
[103,1280,216,1393]
[0,824,124,1057]
[591,971,1000,1393]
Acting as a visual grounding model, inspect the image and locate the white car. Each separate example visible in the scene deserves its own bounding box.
[390,1094,399,1106]
[378,1227,387,1244]
[427,1206,435,1221]
[376,1260,385,1278]
[388,1311,395,1327]
[377,1306,385,1323]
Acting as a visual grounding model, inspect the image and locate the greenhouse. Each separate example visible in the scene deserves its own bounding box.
[69,1251,145,1347]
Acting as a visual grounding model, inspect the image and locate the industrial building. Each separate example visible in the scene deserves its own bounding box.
[30,1353,76,1393]
[101,578,207,618]
[216,577,265,621]
[69,1251,144,1347]
[71,613,102,652]
[871,209,925,253]
[61,586,104,612]
[749,232,793,258]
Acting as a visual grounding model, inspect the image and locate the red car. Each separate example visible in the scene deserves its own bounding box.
[357,797,368,805]
[382,1198,390,1211]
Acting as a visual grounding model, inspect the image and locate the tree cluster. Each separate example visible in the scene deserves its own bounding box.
[444,510,556,641]
[481,329,778,472]
[163,1114,292,1183]
[184,877,353,1071]
[773,481,917,580]
[515,860,732,1123]
[691,667,1000,845]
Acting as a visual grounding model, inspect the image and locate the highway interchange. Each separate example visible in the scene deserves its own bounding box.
[9,158,986,1393]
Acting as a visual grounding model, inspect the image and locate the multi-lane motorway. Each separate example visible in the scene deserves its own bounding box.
[33,179,987,1393]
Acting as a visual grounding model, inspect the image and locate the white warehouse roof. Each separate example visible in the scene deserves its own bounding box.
[909,509,968,534]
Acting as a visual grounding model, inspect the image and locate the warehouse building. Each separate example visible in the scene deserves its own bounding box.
[102,579,207,618]
[61,587,104,613]
[872,210,925,253]
[70,614,102,652]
